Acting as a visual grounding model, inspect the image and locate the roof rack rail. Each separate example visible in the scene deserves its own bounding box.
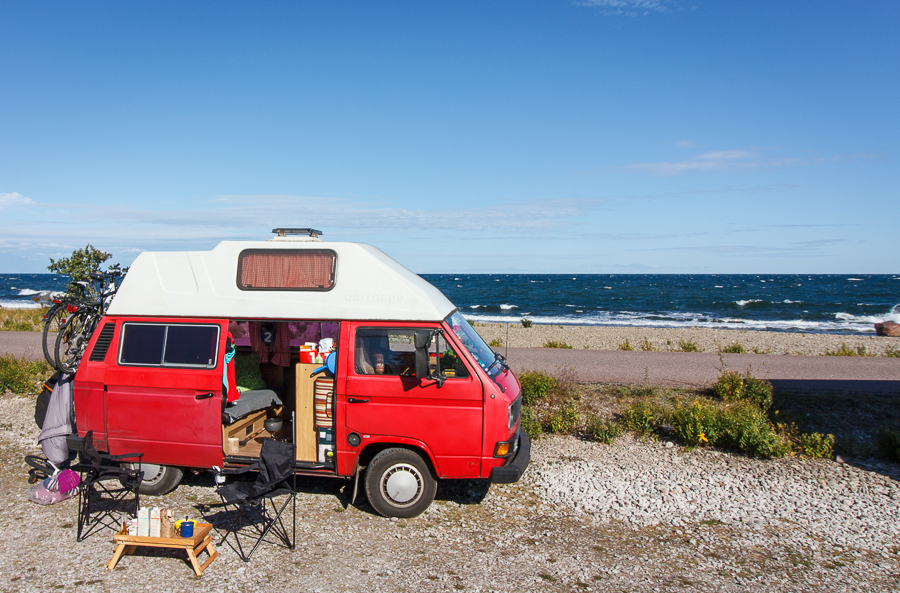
[272,228,323,238]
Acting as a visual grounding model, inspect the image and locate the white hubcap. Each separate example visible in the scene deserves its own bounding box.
[382,464,422,506]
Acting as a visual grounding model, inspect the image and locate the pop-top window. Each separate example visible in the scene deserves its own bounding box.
[119,323,220,368]
[237,249,336,291]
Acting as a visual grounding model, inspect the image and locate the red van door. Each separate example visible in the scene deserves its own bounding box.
[102,320,225,468]
[344,323,483,478]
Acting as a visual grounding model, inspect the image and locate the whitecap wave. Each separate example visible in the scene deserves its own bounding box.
[0,299,42,309]
[499,304,518,310]
[17,289,40,296]
[735,299,764,306]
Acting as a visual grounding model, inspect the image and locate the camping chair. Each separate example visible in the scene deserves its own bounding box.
[214,438,296,561]
[74,430,144,542]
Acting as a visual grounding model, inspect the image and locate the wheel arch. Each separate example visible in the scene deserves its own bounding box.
[356,439,439,479]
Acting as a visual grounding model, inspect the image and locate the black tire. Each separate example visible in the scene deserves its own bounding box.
[54,310,97,373]
[24,454,54,483]
[364,448,437,518]
[128,463,184,496]
[41,304,66,369]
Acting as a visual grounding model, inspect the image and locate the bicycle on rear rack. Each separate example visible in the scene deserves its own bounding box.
[48,267,125,374]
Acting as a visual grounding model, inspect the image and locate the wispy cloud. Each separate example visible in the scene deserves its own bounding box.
[0,192,35,208]
[631,238,848,257]
[0,194,608,261]
[574,0,677,16]
[625,148,880,177]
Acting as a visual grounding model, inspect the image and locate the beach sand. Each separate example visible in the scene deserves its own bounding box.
[471,322,900,357]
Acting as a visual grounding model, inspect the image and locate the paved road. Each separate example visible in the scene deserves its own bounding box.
[3,331,898,394]
[503,347,900,394]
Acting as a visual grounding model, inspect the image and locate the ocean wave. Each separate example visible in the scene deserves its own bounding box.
[735,299,764,306]
[499,304,518,310]
[17,289,41,296]
[464,309,888,334]
[0,299,42,309]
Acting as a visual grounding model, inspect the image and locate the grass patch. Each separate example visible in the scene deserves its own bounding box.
[884,346,900,358]
[542,340,573,349]
[0,308,44,332]
[677,338,703,352]
[617,338,634,351]
[712,368,774,411]
[719,342,745,354]
[0,354,53,395]
[488,337,503,347]
[520,318,533,328]
[639,337,655,351]
[825,343,870,357]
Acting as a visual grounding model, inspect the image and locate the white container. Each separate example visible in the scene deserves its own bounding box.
[137,507,150,537]
[318,444,334,463]
[150,507,161,538]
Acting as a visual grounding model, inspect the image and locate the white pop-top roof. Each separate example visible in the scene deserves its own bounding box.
[106,240,456,321]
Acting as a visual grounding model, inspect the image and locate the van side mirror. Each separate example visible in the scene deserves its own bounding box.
[414,330,445,387]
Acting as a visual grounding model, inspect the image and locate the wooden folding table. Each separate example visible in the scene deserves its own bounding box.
[107,523,219,576]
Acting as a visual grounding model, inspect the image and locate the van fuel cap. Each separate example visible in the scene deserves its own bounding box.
[347,432,361,447]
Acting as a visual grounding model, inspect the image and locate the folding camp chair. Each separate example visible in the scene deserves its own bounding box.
[75,430,144,542]
[214,438,296,561]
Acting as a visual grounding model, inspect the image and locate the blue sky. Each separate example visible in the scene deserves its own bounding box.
[1,0,897,274]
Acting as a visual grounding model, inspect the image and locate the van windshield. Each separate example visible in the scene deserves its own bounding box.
[445,311,506,381]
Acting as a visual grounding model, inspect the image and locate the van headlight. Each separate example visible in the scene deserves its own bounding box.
[508,395,521,431]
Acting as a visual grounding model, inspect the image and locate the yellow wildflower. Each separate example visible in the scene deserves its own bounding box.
[698,433,708,444]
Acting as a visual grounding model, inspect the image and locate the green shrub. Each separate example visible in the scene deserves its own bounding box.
[548,402,579,435]
[677,338,702,352]
[639,337,655,351]
[618,338,634,351]
[542,340,573,349]
[670,400,789,458]
[825,343,869,357]
[798,432,835,459]
[0,354,53,395]
[619,401,660,435]
[712,368,773,411]
[719,342,745,354]
[584,415,623,444]
[520,318,533,328]
[876,425,900,462]
[884,346,900,358]
[518,370,558,405]
[520,407,543,440]
[489,337,503,347]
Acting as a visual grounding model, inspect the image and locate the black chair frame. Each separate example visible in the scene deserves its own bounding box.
[213,438,296,562]
[74,430,144,542]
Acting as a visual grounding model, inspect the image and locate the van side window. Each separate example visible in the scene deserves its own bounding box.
[354,329,468,378]
[119,323,220,368]
[237,249,336,291]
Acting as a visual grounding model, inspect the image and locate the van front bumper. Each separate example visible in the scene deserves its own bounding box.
[490,427,531,484]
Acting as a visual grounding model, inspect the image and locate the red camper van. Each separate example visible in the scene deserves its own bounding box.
[70,229,529,518]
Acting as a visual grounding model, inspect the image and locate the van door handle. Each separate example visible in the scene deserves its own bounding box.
[195,392,215,400]
[348,398,370,403]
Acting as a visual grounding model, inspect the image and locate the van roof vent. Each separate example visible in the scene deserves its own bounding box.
[270,228,323,242]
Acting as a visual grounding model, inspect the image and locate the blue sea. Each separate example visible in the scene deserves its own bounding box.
[3,273,898,335]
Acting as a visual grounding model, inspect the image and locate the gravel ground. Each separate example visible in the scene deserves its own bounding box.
[474,324,900,357]
[1,391,898,592]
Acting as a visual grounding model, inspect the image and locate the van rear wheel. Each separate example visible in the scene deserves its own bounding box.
[128,463,183,496]
[364,448,436,518]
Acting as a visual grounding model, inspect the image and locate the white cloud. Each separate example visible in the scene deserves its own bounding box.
[625,148,877,177]
[574,0,676,16]
[0,192,35,208]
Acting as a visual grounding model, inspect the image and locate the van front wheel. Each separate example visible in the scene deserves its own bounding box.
[364,448,436,518]
[128,463,183,496]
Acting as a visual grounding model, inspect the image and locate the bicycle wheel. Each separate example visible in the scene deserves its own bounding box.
[41,303,66,369]
[24,454,54,484]
[54,310,98,374]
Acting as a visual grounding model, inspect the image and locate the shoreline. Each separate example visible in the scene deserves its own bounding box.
[472,322,900,357]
